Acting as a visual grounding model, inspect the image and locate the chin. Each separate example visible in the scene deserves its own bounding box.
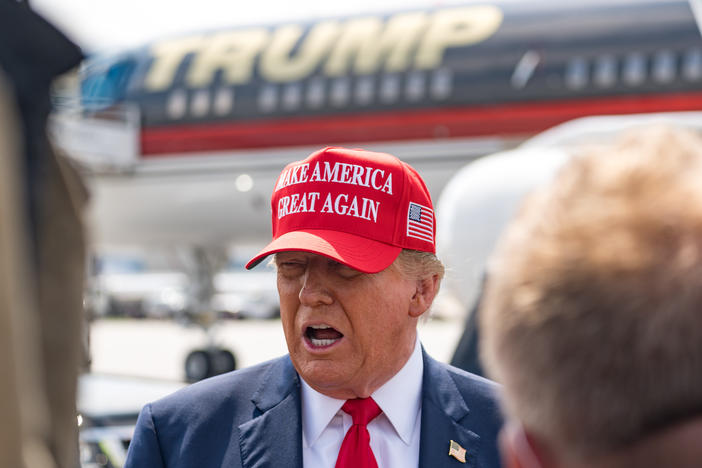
[297,361,352,390]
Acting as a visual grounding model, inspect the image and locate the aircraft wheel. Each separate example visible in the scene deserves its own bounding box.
[184,350,211,383]
[210,348,236,375]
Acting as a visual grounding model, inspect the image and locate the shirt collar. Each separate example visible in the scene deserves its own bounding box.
[300,336,424,447]
[301,380,345,448]
[371,335,423,445]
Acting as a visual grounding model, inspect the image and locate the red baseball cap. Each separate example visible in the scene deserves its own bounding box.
[245,147,436,273]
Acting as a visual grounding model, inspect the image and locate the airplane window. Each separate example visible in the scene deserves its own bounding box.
[565,58,588,89]
[380,74,400,103]
[683,49,702,81]
[330,77,350,107]
[166,89,187,119]
[306,78,325,108]
[214,87,234,116]
[258,85,278,112]
[622,53,646,86]
[406,71,425,101]
[511,50,540,89]
[354,76,374,105]
[282,84,302,110]
[593,55,617,88]
[191,89,211,117]
[430,68,452,100]
[652,50,675,83]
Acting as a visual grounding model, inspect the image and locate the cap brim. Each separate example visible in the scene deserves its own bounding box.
[245,229,402,274]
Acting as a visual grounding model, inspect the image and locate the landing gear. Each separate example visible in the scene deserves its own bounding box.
[180,246,238,383]
[184,347,237,383]
[210,348,236,375]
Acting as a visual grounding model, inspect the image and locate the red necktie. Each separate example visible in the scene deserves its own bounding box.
[335,398,383,468]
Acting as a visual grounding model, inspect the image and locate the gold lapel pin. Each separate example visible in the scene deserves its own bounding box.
[448,440,467,463]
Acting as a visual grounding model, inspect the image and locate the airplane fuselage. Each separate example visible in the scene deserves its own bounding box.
[67,0,702,247]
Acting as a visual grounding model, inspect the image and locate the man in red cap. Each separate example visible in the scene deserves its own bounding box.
[125,147,502,468]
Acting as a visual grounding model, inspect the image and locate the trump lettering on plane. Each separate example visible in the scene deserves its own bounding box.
[142,5,503,91]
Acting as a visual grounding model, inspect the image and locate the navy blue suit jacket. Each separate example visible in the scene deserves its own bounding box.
[124,350,502,468]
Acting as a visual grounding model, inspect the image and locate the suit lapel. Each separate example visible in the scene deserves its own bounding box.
[419,352,482,468]
[238,357,303,468]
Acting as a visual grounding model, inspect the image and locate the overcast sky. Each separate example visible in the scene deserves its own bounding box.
[30,0,449,52]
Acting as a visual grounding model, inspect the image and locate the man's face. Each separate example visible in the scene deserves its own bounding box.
[275,251,420,399]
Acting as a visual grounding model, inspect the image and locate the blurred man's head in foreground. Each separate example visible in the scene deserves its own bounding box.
[480,126,702,468]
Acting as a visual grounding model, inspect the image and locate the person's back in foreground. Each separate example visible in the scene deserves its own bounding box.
[480,126,702,468]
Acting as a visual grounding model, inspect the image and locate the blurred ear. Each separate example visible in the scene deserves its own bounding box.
[408,274,440,317]
[500,422,551,468]
[500,428,526,468]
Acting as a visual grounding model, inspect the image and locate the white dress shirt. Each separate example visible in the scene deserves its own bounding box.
[301,336,423,468]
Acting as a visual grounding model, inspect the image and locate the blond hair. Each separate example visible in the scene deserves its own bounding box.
[480,126,702,460]
[395,249,445,282]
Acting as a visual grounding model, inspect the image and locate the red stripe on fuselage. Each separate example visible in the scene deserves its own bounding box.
[140,91,702,156]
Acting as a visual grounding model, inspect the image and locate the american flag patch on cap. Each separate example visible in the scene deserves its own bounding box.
[407,202,434,244]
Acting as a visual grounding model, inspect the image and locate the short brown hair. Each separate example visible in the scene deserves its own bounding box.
[480,127,702,460]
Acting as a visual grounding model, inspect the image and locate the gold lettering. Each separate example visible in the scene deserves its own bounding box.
[144,36,205,91]
[261,21,339,82]
[143,5,502,92]
[325,13,427,76]
[187,29,269,87]
[415,5,503,69]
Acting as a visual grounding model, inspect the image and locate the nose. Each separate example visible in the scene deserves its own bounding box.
[298,265,333,306]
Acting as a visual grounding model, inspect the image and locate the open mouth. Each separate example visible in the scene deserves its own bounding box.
[305,324,344,348]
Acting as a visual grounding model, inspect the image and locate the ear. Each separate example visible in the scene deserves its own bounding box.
[408,273,440,318]
[500,428,526,468]
[500,421,552,468]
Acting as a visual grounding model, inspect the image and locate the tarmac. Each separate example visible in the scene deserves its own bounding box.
[89,316,466,383]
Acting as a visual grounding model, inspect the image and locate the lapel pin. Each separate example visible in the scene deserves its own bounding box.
[448,439,467,463]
